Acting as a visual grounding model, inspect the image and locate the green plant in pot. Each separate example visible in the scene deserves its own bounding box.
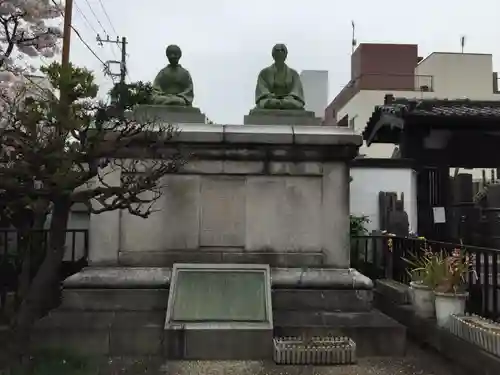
[431,248,476,328]
[402,248,439,319]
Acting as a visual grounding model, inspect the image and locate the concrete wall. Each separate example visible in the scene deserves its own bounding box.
[415,53,496,98]
[350,166,417,234]
[89,160,350,268]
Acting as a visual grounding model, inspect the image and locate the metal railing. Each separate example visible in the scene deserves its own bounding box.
[0,229,88,314]
[351,235,500,320]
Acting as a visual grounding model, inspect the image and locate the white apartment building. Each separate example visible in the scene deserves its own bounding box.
[325,44,500,166]
[300,70,329,119]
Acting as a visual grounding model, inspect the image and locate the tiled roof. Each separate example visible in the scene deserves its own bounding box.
[363,96,500,144]
[376,97,500,118]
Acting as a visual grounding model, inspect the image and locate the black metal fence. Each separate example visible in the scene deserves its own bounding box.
[351,235,500,320]
[0,229,89,315]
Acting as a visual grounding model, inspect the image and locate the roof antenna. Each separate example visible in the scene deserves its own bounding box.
[460,35,466,53]
[351,20,357,54]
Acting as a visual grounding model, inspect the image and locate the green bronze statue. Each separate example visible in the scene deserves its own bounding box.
[152,44,194,106]
[254,44,305,110]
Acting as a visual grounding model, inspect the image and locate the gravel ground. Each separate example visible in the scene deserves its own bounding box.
[99,342,466,375]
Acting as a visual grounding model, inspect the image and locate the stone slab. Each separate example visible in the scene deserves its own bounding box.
[36,311,116,329]
[165,263,273,329]
[272,268,373,290]
[61,289,168,311]
[164,329,273,360]
[110,312,165,356]
[273,310,406,357]
[33,311,166,356]
[110,327,163,356]
[117,250,324,267]
[293,126,364,146]
[199,177,246,247]
[272,289,372,312]
[63,267,373,290]
[63,267,170,289]
[31,329,110,356]
[245,176,323,252]
[244,109,321,126]
[375,279,411,305]
[133,104,206,124]
[176,123,224,142]
[224,124,294,144]
[125,122,361,147]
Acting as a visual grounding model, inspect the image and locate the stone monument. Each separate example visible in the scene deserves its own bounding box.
[244,44,321,125]
[134,44,206,123]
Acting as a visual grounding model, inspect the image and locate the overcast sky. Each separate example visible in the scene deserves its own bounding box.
[64,0,500,124]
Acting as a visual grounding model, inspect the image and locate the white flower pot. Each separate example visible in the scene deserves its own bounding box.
[434,291,468,328]
[409,281,435,318]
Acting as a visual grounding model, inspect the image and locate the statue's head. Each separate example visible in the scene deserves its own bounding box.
[166,44,182,66]
[272,43,288,64]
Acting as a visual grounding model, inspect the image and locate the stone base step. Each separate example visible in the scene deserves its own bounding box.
[32,311,164,356]
[61,288,373,313]
[273,310,406,357]
[61,288,168,311]
[272,289,372,312]
[32,309,404,358]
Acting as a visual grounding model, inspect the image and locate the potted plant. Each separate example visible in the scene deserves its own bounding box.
[402,248,438,318]
[432,248,476,328]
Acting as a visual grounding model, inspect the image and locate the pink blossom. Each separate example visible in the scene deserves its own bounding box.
[0,0,62,90]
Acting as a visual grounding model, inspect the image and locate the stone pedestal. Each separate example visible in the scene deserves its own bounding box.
[88,124,361,268]
[33,267,406,358]
[244,109,321,125]
[133,104,206,124]
[29,123,405,360]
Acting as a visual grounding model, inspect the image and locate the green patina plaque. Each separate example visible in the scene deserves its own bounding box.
[167,264,272,324]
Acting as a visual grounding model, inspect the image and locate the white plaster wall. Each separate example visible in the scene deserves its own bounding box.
[350,167,417,234]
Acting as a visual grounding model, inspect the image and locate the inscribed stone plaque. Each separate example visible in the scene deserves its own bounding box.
[199,177,246,247]
[165,263,272,328]
[172,270,266,321]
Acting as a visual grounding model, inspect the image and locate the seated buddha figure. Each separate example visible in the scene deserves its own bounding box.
[151,44,194,106]
[254,43,305,110]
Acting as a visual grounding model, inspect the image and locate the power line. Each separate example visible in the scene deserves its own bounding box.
[97,0,118,36]
[71,25,107,67]
[95,0,122,58]
[78,0,119,59]
[82,0,108,36]
[50,0,111,77]
[74,2,99,36]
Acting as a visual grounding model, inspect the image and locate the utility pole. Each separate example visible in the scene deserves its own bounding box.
[61,0,74,72]
[97,35,128,111]
[60,0,74,135]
